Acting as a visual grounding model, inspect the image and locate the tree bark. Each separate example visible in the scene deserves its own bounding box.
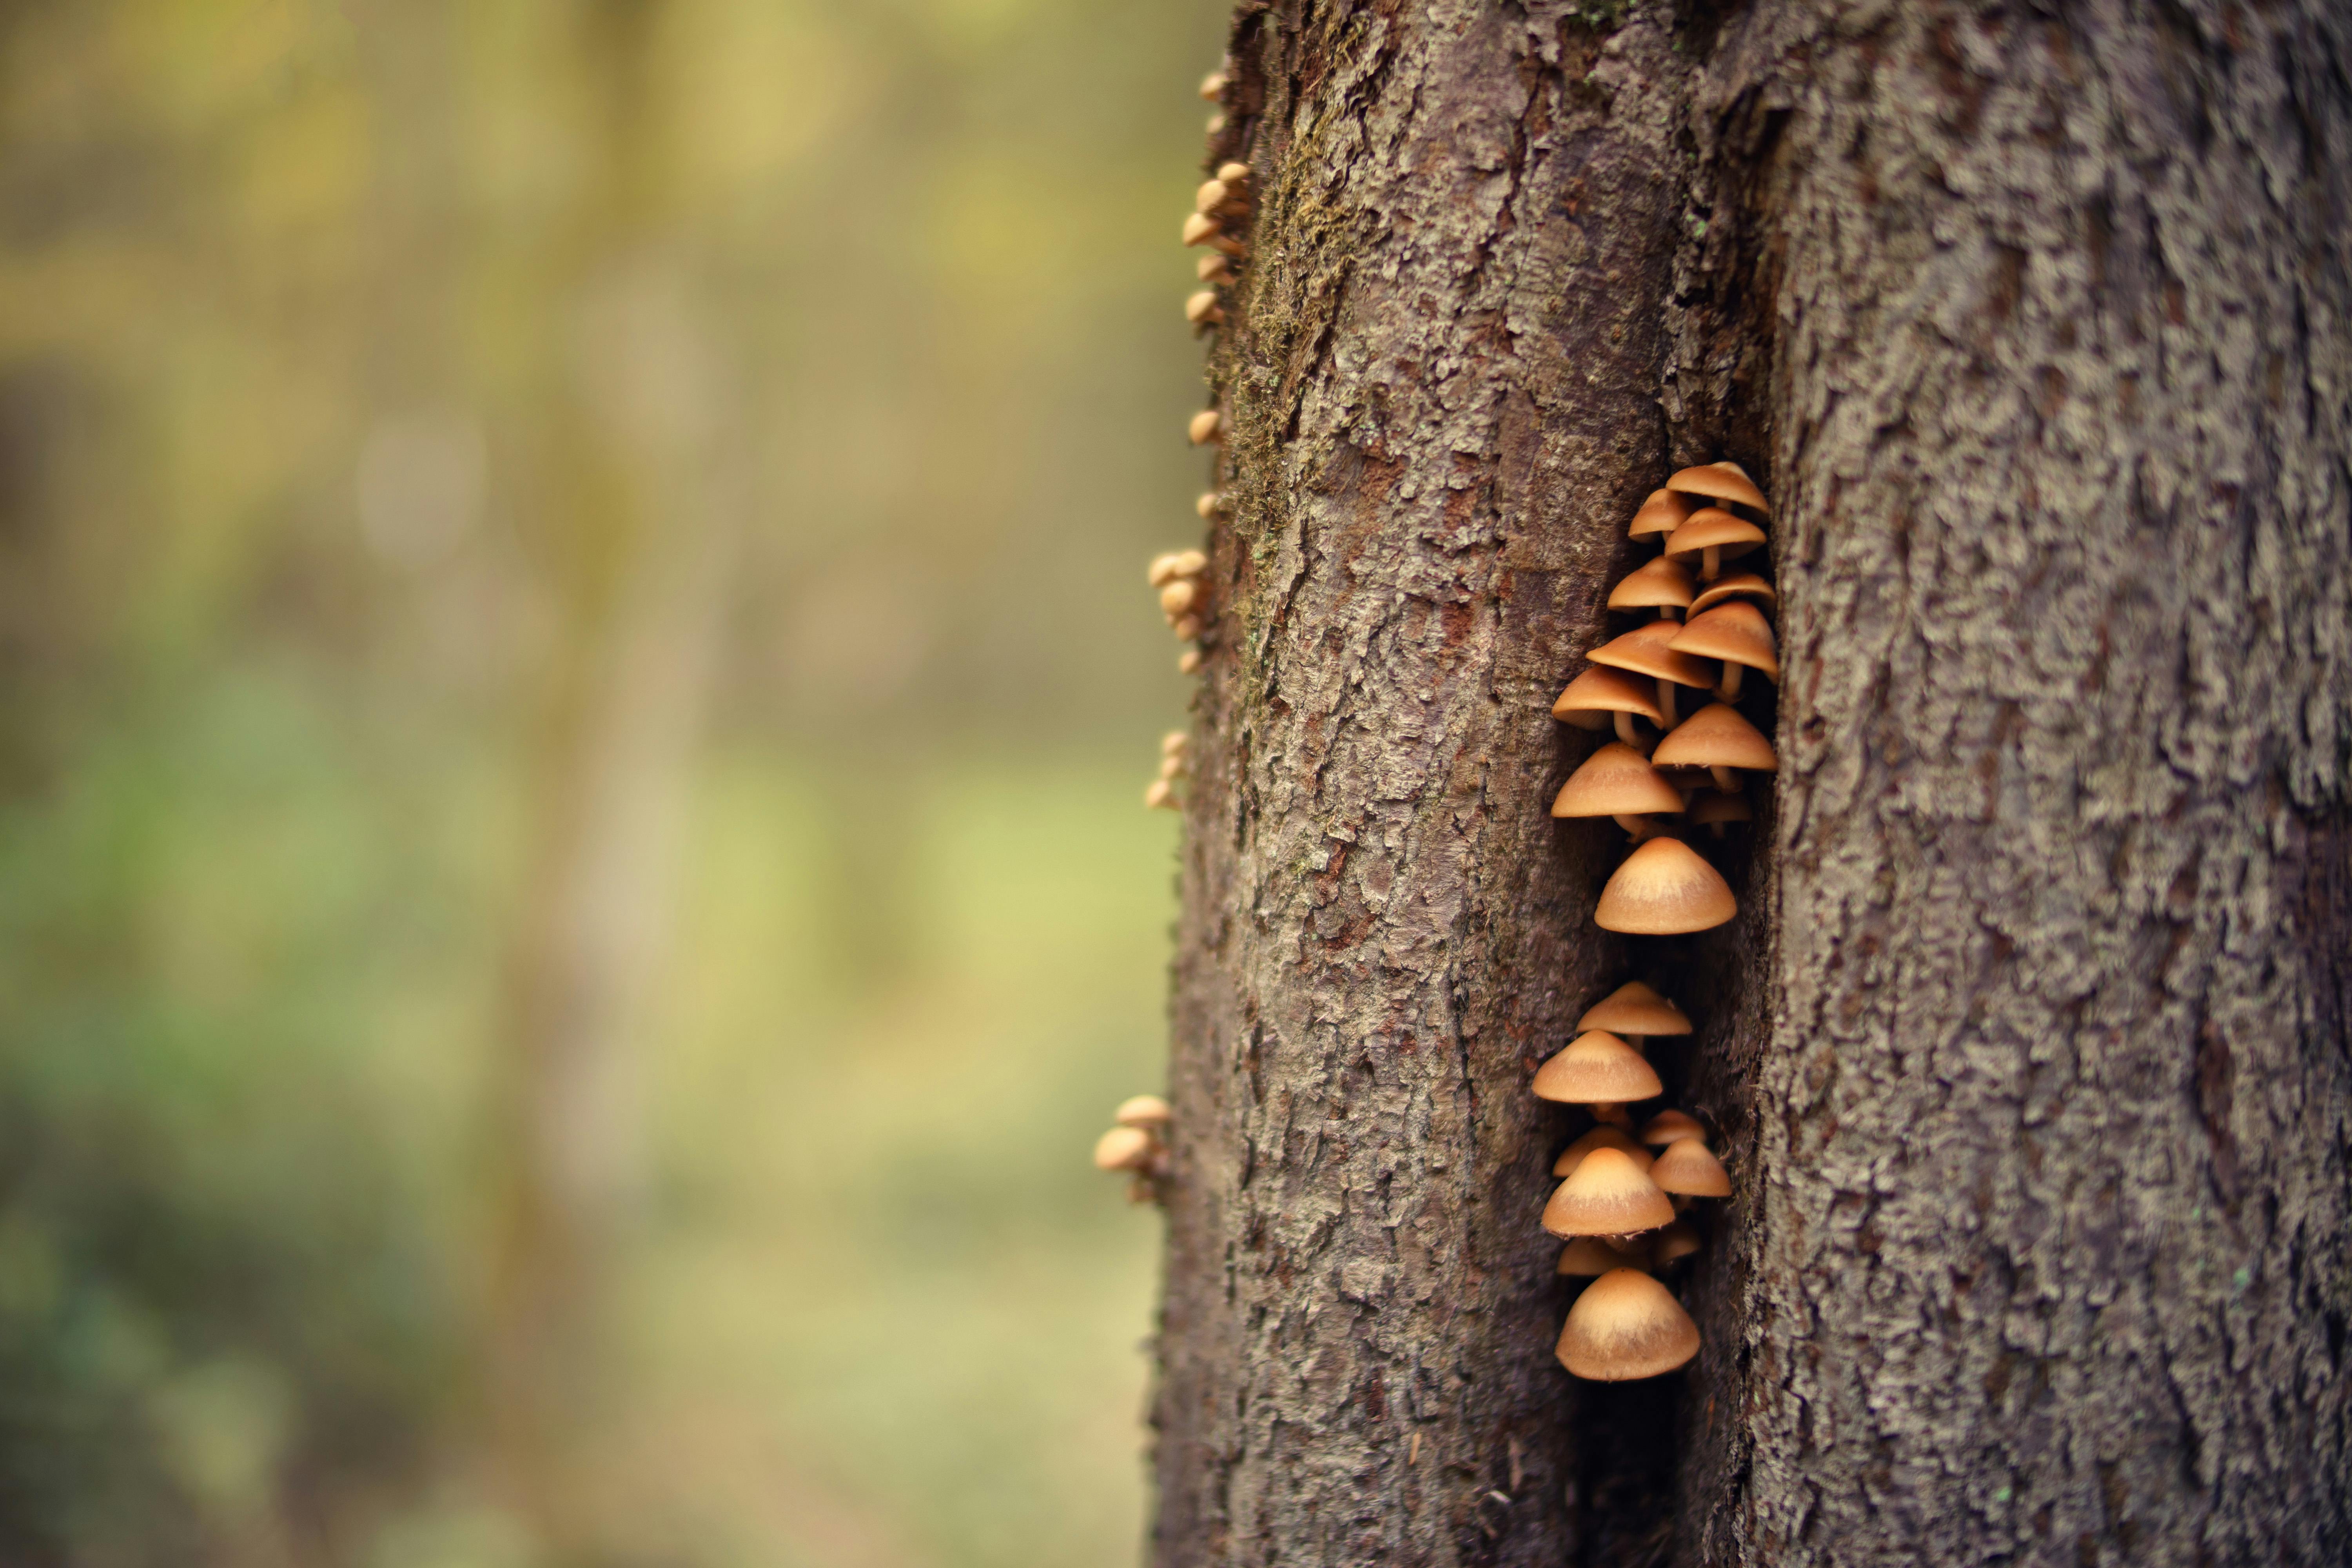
[1152,2,2352,1566]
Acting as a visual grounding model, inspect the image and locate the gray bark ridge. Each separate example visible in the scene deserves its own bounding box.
[1153,4,1700,1566]
[1676,2,2352,1563]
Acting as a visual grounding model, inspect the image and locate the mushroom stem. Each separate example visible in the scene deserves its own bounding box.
[1710,766,1739,794]
[1613,710,1639,747]
[1701,544,1721,582]
[1612,813,1654,842]
[1656,679,1680,728]
[1717,663,1744,702]
[1655,605,1681,622]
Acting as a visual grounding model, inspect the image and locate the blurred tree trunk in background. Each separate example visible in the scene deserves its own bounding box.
[1155,4,2351,1566]
[485,0,736,1546]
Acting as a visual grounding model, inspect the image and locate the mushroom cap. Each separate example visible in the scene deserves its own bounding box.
[1195,179,1230,214]
[1551,667,1666,730]
[1607,555,1696,612]
[1180,212,1220,246]
[1652,702,1777,772]
[1198,71,1227,101]
[1577,980,1692,1038]
[1595,837,1737,935]
[1666,461,1769,515]
[1663,509,1769,566]
[1689,570,1777,616]
[1557,1236,1648,1276]
[1556,1268,1700,1380]
[1216,161,1250,184]
[1690,791,1753,826]
[1187,410,1224,444]
[1552,1125,1654,1176]
[1551,742,1685,819]
[1588,619,1717,690]
[1185,290,1222,323]
[1651,1137,1733,1198]
[1541,1147,1677,1239]
[1639,1109,1706,1146]
[1670,603,1779,681]
[1093,1126,1156,1172]
[1531,1031,1664,1106]
[1649,1220,1702,1265]
[1115,1094,1172,1128]
[1627,487,1699,540]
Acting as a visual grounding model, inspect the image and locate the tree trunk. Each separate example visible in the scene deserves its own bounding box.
[1152,3,2352,1566]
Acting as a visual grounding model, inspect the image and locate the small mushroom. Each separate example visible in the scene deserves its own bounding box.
[1143,779,1178,811]
[1552,1125,1653,1177]
[1665,461,1769,517]
[1198,71,1227,102]
[1170,549,1207,576]
[1668,603,1779,700]
[1662,508,1768,584]
[1576,981,1692,1043]
[1185,289,1225,327]
[1116,1094,1173,1129]
[1557,1236,1648,1276]
[1555,1268,1700,1380]
[1550,668,1665,746]
[1194,178,1233,215]
[1197,254,1235,285]
[1648,1220,1702,1266]
[1651,701,1776,790]
[1160,580,1200,618]
[1586,619,1717,726]
[1161,731,1190,759]
[1094,1125,1159,1172]
[1650,1137,1732,1198]
[1688,570,1776,617]
[1690,791,1751,837]
[1639,1109,1706,1147]
[1187,409,1226,445]
[1588,1102,1635,1129]
[1147,552,1183,588]
[1180,212,1246,258]
[1171,615,1203,641]
[1550,741,1685,840]
[1541,1148,1677,1240]
[1628,487,1697,550]
[1531,1030,1664,1106]
[1608,555,1695,620]
[1177,649,1203,674]
[1195,490,1225,518]
[1205,111,1227,134]
[1594,837,1737,935]
[1216,162,1251,187]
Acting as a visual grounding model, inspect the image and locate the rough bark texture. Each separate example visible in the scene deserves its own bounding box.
[1153,1,2352,1566]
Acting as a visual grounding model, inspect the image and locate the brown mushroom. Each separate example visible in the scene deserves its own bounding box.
[1094,1125,1158,1172]
[1198,71,1227,102]
[1587,620,1717,727]
[1552,1125,1653,1177]
[1662,508,1768,583]
[1180,212,1245,258]
[1197,253,1235,285]
[1531,1031,1664,1106]
[1648,1220,1702,1266]
[1651,701,1776,791]
[1550,742,1686,841]
[1187,409,1226,446]
[1628,487,1698,548]
[1589,1102,1635,1129]
[1669,602,1779,700]
[1557,1236,1649,1276]
[1575,980,1692,1042]
[1651,1137,1733,1198]
[1550,668,1666,747]
[1541,1147,1677,1239]
[1608,555,1696,620]
[1115,1095,1172,1129]
[1689,570,1777,617]
[1666,461,1769,516]
[1185,289,1225,327]
[1595,837,1737,935]
[1555,1267,1700,1380]
[1639,1109,1706,1147]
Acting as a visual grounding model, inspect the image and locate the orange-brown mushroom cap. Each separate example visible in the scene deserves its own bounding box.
[1551,743,1686,819]
[1557,1236,1649,1276]
[1588,619,1717,690]
[1551,668,1667,730]
[1651,1137,1733,1198]
[1576,980,1692,1039]
[1093,1126,1158,1172]
[1652,702,1778,773]
[1628,487,1698,540]
[1689,571,1778,616]
[1531,1031,1665,1105]
[1665,461,1769,515]
[1663,508,1769,568]
[1670,603,1779,682]
[1595,837,1737,934]
[1541,1148,1677,1239]
[1639,1109,1706,1146]
[1552,1125,1654,1176]
[1556,1268,1700,1380]
[1608,555,1696,613]
[1114,1094,1172,1129]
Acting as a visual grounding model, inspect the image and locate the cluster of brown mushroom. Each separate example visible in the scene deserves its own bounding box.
[1148,547,1212,681]
[1092,1095,1171,1203]
[1536,462,1778,1381]
[1144,729,1190,811]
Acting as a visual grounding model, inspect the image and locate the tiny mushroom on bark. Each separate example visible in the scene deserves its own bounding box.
[1556,1268,1700,1381]
[1639,1109,1706,1147]
[1595,837,1737,935]
[1670,601,1780,701]
[1185,289,1224,327]
[1653,700,1777,793]
[1651,1137,1733,1198]
[1550,741,1686,841]
[1541,1147,1677,1240]
[1663,508,1768,583]
[1557,1236,1648,1276]
[1531,1031,1664,1106]
[1666,461,1769,515]
[1553,1125,1654,1176]
[1628,487,1698,549]
[1689,570,1777,617]
[1576,980,1691,1042]
[1116,1094,1172,1129]
[1198,71,1227,101]
[1094,1125,1158,1172]
[1608,555,1696,620]
[1551,667,1666,746]
[1176,649,1203,674]
[1187,409,1225,445]
[1587,619,1717,727]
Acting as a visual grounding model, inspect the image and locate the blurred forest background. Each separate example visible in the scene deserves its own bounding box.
[0,0,1227,1563]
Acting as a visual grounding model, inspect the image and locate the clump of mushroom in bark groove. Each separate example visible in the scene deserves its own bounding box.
[1534,462,1778,1381]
